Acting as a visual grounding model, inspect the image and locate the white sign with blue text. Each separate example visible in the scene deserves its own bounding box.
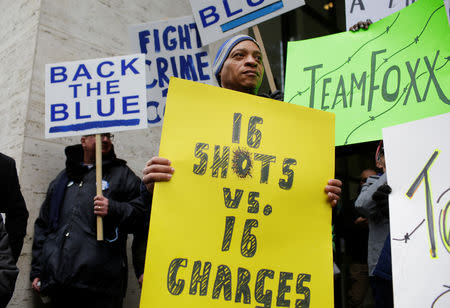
[128,16,214,127]
[189,0,305,46]
[45,54,147,138]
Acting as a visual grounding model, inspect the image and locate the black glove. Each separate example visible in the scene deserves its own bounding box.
[372,184,391,220]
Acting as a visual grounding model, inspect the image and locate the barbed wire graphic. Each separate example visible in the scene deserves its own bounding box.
[393,218,426,243]
[287,13,400,104]
[287,4,448,145]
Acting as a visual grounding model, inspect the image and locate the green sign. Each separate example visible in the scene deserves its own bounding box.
[284,0,450,146]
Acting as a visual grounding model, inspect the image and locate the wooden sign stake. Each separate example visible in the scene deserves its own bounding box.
[96,134,104,241]
[252,25,277,93]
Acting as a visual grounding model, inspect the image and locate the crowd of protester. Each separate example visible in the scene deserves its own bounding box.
[1,21,396,308]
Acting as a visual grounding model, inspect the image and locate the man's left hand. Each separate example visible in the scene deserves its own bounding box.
[325,179,342,208]
[94,195,109,217]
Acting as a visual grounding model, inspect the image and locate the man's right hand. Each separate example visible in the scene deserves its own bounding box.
[142,157,174,193]
[32,277,41,292]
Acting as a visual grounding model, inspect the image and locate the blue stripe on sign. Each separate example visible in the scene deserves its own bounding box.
[49,119,140,133]
[220,1,284,32]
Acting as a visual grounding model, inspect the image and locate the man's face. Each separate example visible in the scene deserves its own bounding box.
[219,40,264,95]
[81,133,113,154]
[360,169,376,186]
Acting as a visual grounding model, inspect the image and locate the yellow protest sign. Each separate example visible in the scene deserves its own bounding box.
[140,78,335,308]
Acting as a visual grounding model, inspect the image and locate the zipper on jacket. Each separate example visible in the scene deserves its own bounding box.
[64,181,84,240]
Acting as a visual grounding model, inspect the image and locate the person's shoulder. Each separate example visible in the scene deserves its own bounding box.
[0,152,15,167]
[107,157,129,171]
[114,157,127,166]
[363,173,386,189]
[48,169,68,186]
[258,90,284,101]
[366,174,381,183]
[108,158,138,177]
[0,154,17,184]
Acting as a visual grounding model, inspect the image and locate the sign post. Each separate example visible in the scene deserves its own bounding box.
[252,25,277,93]
[95,134,103,241]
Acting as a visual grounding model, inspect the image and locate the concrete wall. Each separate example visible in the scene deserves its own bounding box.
[2,1,195,307]
[0,0,41,169]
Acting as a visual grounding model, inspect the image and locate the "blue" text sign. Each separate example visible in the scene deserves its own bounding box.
[189,0,305,45]
[45,54,147,138]
[128,16,215,127]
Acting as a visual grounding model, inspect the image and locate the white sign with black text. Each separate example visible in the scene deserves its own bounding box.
[345,0,418,30]
[383,112,450,308]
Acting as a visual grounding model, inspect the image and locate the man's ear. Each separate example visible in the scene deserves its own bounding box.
[80,136,86,147]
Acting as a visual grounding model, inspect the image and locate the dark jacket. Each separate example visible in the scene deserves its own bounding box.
[131,183,152,279]
[336,200,369,263]
[0,153,29,262]
[0,216,19,308]
[31,145,147,296]
[0,153,27,308]
[259,90,284,101]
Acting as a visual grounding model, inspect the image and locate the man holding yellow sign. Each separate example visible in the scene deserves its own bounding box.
[139,35,342,308]
[143,35,341,204]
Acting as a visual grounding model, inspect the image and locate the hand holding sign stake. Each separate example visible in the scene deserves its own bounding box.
[45,55,147,241]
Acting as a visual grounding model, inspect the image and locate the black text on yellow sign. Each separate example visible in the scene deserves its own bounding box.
[165,113,312,307]
[192,113,297,188]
